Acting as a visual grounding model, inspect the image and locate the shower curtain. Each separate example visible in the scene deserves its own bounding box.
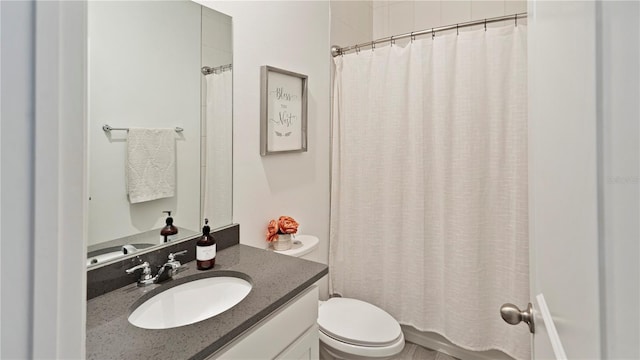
[330,26,529,360]
[204,70,233,228]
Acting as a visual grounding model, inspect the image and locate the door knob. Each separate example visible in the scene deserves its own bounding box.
[500,302,535,334]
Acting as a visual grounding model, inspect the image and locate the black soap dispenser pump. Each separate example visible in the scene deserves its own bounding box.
[196,218,216,270]
[160,211,178,243]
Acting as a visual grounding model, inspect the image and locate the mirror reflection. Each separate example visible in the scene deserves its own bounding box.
[87,1,233,268]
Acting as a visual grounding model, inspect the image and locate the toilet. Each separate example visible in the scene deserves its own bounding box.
[274,235,405,360]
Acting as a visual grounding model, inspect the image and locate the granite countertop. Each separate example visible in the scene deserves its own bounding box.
[86,244,328,360]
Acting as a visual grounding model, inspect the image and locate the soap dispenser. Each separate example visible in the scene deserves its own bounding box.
[160,211,178,243]
[196,218,216,270]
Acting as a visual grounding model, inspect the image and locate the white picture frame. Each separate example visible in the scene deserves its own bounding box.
[260,65,308,155]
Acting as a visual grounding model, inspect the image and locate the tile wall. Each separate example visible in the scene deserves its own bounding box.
[374,0,527,43]
[330,0,527,55]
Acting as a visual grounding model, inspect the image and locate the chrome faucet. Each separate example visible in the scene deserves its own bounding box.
[122,244,138,255]
[125,261,155,286]
[155,250,187,283]
[125,251,187,287]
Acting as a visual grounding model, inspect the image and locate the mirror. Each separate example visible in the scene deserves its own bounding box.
[86,1,233,268]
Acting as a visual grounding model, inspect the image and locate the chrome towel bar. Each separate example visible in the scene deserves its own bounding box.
[102,124,184,133]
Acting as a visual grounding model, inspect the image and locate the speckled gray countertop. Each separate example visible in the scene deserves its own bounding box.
[86,244,328,360]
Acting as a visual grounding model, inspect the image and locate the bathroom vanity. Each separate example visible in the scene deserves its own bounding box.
[84,2,328,358]
[86,244,327,359]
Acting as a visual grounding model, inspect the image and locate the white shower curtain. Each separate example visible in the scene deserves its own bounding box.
[330,26,529,360]
[204,70,233,229]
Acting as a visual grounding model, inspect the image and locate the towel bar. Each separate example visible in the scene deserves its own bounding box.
[102,124,184,133]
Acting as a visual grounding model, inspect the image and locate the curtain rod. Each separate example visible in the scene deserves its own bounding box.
[331,12,527,57]
[201,64,232,75]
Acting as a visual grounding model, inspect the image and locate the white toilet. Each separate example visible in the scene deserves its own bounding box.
[274,235,405,360]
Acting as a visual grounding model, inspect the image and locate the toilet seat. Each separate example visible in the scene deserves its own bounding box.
[318,298,404,357]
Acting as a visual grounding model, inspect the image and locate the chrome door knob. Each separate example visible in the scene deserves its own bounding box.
[500,302,535,334]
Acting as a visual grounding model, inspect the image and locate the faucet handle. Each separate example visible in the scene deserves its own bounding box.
[156,251,187,283]
[168,250,187,262]
[125,261,150,274]
[125,262,155,286]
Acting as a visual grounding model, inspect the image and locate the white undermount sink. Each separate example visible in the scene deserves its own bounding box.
[128,274,252,329]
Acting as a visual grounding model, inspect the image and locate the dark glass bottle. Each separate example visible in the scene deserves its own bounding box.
[196,219,216,270]
[160,211,178,243]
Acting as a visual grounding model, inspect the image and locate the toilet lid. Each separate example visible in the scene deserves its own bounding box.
[318,298,402,347]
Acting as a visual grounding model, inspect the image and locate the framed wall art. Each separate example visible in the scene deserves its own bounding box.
[260,65,308,155]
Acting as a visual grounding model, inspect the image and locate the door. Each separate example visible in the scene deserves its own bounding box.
[519,1,639,359]
[528,1,601,358]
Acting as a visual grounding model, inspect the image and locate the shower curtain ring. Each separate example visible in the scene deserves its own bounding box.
[356,45,360,54]
[456,24,459,35]
[390,36,395,46]
[432,28,435,40]
[484,19,487,31]
[515,14,518,27]
[372,41,375,52]
[410,32,415,43]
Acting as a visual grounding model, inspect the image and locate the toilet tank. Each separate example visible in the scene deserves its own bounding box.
[274,234,328,300]
[273,234,320,261]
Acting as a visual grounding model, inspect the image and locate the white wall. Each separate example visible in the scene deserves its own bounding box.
[2,1,87,358]
[599,1,640,358]
[196,1,331,268]
[1,2,35,358]
[87,1,202,246]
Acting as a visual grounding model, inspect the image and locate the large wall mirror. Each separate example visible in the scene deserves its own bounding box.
[87,1,233,268]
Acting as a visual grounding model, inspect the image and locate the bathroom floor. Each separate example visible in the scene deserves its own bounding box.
[391,342,458,360]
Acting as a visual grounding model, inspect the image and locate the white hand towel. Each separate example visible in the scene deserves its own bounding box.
[127,128,176,204]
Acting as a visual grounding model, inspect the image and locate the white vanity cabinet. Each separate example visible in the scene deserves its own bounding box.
[209,285,319,359]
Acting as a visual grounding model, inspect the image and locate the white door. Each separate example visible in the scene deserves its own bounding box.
[519,1,639,359]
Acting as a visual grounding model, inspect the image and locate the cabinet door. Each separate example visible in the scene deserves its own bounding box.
[209,285,318,359]
[276,325,319,360]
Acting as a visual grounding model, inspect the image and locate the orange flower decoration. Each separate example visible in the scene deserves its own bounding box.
[266,216,300,242]
[278,216,299,234]
[266,219,279,242]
